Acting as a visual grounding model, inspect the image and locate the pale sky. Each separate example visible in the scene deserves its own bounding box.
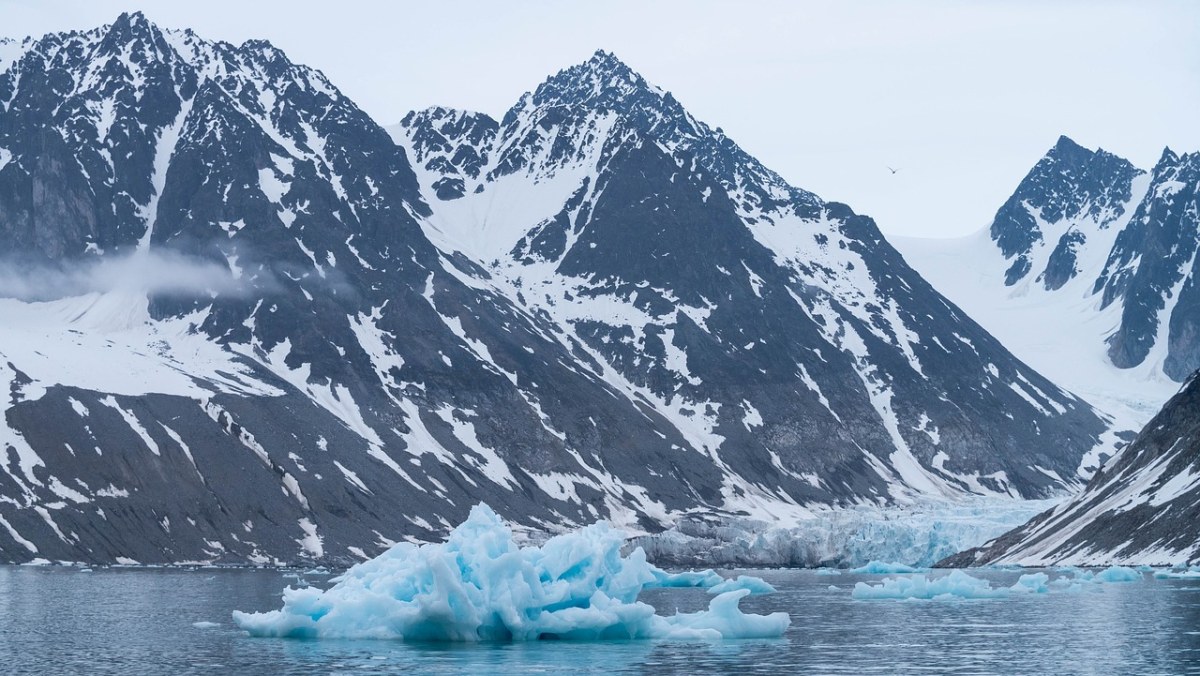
[2,0,1197,237]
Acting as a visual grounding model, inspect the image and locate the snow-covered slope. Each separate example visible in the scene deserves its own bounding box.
[392,51,1110,507]
[896,137,1199,436]
[0,14,728,564]
[0,17,1110,565]
[942,371,1200,567]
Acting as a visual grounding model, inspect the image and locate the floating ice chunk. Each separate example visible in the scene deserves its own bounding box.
[649,568,724,588]
[1094,566,1142,583]
[814,568,841,576]
[1012,572,1050,593]
[233,504,788,641]
[852,570,1048,600]
[192,621,221,629]
[707,576,776,595]
[1153,566,1200,579]
[853,571,1006,600]
[850,560,921,574]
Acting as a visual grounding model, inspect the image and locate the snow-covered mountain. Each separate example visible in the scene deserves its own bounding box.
[0,16,1106,565]
[394,55,1111,499]
[942,371,1200,567]
[896,137,1200,433]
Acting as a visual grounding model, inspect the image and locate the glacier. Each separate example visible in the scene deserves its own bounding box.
[232,504,789,641]
[632,497,1056,568]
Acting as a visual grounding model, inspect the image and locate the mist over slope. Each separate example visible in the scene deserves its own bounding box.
[0,15,1107,565]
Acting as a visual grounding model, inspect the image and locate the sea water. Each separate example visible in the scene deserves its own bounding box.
[2,566,1199,674]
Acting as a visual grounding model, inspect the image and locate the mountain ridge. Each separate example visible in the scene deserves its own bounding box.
[0,15,1109,565]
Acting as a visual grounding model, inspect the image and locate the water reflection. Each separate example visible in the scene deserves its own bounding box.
[1,566,1198,674]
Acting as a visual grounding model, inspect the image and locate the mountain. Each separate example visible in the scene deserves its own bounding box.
[896,137,1200,433]
[395,54,1112,498]
[942,370,1200,567]
[0,16,1106,565]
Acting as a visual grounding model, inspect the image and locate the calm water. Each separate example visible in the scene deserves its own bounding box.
[1,566,1198,674]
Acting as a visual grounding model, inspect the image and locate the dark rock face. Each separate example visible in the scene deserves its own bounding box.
[941,371,1200,567]
[985,137,1200,382]
[989,135,1143,288]
[398,55,1109,504]
[0,22,1107,565]
[1096,150,1200,377]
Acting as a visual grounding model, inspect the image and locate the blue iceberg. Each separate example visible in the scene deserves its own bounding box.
[1093,566,1143,583]
[851,570,1049,600]
[849,560,922,574]
[707,575,777,595]
[232,504,789,641]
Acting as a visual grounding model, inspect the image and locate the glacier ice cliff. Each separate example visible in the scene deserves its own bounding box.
[632,498,1055,568]
[233,504,789,641]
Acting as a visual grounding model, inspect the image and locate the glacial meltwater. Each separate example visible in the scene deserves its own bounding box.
[2,566,1200,674]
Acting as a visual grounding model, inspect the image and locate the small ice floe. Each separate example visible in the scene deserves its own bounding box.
[855,564,1151,600]
[852,570,1049,600]
[649,568,724,588]
[233,504,789,641]
[849,560,923,574]
[1050,565,1144,586]
[192,621,221,629]
[1154,566,1200,580]
[707,575,777,595]
[814,568,841,576]
[1093,566,1142,583]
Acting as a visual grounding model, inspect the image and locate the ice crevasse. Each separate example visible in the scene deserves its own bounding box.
[232,504,790,641]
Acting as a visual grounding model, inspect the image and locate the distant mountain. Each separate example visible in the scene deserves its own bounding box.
[896,137,1199,436]
[395,54,1111,500]
[0,16,1106,565]
[942,370,1200,567]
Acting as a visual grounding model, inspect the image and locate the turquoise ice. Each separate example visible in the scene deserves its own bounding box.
[233,504,789,641]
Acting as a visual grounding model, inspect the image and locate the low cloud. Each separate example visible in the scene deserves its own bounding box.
[0,249,273,302]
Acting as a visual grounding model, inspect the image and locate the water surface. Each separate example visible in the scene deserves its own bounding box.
[1,566,1198,674]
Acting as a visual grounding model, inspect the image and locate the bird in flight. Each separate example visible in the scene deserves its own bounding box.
[887,166,899,175]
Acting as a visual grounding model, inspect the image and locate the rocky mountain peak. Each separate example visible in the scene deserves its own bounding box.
[990,136,1144,286]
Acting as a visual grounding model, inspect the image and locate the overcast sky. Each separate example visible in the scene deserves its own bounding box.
[3,0,1197,237]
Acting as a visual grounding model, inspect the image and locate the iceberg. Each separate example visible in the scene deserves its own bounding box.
[232,504,789,641]
[1153,566,1200,579]
[650,568,725,588]
[1093,566,1142,583]
[849,560,922,574]
[851,570,1048,600]
[707,576,777,595]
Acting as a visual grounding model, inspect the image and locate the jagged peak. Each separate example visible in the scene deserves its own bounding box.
[1037,135,1140,176]
[237,38,290,63]
[1156,146,1180,167]
[401,105,498,128]
[583,49,633,74]
[522,48,662,111]
[1052,134,1085,153]
[106,10,165,42]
